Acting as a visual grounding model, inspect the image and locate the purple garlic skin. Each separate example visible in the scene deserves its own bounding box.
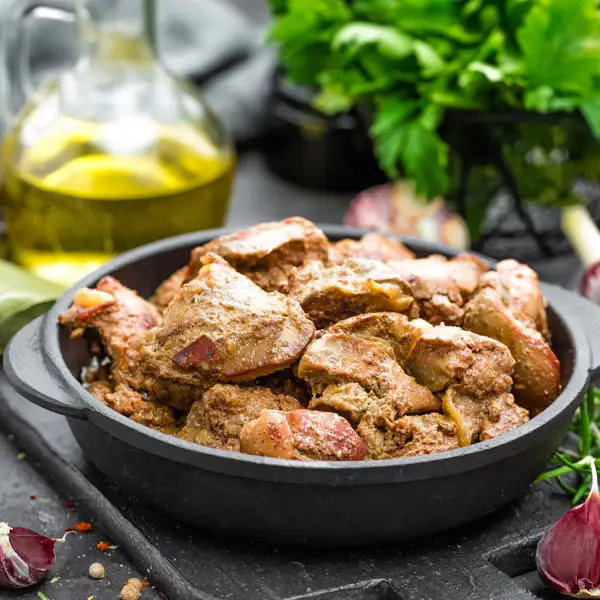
[0,522,57,588]
[537,482,600,597]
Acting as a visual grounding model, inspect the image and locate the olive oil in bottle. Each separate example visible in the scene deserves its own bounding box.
[0,0,235,285]
[1,117,235,284]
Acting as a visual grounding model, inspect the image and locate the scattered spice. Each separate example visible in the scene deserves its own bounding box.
[141,582,150,588]
[17,453,26,460]
[126,578,143,591]
[65,522,92,533]
[88,563,105,580]
[120,578,142,600]
[0,522,68,589]
[50,577,59,584]
[28,494,37,500]
[96,541,110,552]
[537,458,600,597]
[63,501,75,509]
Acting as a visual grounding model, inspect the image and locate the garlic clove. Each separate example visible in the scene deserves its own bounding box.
[537,461,600,598]
[0,523,58,589]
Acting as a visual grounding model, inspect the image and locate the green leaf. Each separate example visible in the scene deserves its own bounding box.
[371,100,449,199]
[466,61,503,83]
[582,91,600,137]
[413,41,445,77]
[517,0,600,94]
[333,23,414,60]
[314,85,354,114]
[0,260,65,353]
[524,86,554,112]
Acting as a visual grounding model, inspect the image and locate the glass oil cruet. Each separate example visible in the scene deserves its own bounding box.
[0,0,235,285]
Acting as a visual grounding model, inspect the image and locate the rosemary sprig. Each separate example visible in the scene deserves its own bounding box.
[535,385,600,504]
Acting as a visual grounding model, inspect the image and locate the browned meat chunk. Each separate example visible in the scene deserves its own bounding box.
[289,258,414,328]
[405,326,515,399]
[298,333,440,416]
[141,262,315,406]
[299,332,441,458]
[442,389,529,445]
[405,326,522,445]
[449,254,490,296]
[240,409,366,461]
[327,312,432,364]
[59,276,161,390]
[357,412,459,459]
[441,388,482,447]
[480,259,549,340]
[330,233,415,263]
[389,254,488,325]
[89,382,177,430]
[308,382,379,425]
[463,288,560,412]
[151,267,189,309]
[256,369,311,407]
[179,384,301,451]
[187,217,329,293]
[480,393,530,441]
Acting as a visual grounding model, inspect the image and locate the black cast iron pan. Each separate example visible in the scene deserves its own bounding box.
[5,226,600,546]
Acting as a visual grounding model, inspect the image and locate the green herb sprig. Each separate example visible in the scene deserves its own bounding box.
[268,0,600,218]
[535,386,600,504]
[0,259,65,354]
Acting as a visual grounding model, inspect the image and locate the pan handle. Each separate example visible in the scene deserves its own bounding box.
[543,284,600,378]
[3,317,87,419]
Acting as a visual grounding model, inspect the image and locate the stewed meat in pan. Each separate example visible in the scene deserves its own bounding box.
[59,218,561,461]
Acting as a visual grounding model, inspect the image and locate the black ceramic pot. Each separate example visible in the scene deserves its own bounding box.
[261,73,387,191]
[5,226,600,546]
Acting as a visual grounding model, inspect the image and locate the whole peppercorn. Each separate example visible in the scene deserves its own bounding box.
[88,562,105,579]
[120,578,143,600]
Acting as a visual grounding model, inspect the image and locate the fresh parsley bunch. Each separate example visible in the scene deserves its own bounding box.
[267,0,600,202]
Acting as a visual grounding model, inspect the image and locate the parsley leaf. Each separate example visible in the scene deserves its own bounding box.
[517,0,600,97]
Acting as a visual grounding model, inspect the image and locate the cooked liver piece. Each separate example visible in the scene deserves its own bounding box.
[441,388,482,447]
[330,233,415,263]
[299,332,440,416]
[187,217,329,293]
[388,254,488,325]
[405,326,525,445]
[59,276,161,391]
[480,393,530,440]
[89,382,177,430]
[357,412,459,459]
[140,261,315,402]
[240,409,366,461]
[463,287,560,412]
[326,312,432,365]
[179,384,301,452]
[405,326,515,399]
[479,259,549,340]
[299,332,443,458]
[151,266,188,309]
[289,258,414,328]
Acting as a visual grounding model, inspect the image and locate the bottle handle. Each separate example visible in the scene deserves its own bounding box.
[2,2,75,124]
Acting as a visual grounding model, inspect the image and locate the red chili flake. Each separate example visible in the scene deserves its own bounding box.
[96,541,110,552]
[141,582,150,588]
[65,522,93,533]
[63,501,75,509]
[28,494,37,500]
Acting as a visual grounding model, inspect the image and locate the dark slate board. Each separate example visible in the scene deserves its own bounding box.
[0,372,573,600]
